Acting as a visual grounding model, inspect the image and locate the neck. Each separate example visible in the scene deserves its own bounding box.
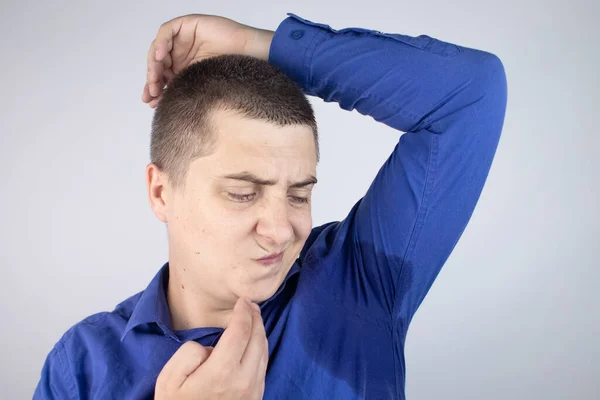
[166,263,234,330]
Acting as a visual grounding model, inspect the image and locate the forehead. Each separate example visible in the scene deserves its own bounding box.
[191,108,317,180]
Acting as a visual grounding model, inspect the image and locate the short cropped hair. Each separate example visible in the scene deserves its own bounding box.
[150,54,319,192]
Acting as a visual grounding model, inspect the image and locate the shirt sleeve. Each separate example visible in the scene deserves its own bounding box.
[33,342,77,400]
[269,14,508,328]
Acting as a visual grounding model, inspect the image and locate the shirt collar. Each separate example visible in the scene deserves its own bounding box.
[121,262,172,342]
[121,260,302,342]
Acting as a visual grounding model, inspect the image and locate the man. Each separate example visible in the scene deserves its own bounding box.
[35,12,507,400]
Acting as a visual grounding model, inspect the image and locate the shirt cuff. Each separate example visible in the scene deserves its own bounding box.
[268,13,329,90]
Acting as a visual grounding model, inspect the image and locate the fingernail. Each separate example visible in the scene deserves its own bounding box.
[252,303,261,313]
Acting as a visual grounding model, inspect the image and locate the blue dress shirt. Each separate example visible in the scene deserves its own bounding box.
[34,13,507,400]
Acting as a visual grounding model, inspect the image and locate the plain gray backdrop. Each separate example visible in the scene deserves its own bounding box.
[1,0,598,398]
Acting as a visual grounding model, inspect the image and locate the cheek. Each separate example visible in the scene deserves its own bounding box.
[292,209,313,241]
[190,204,256,247]
[173,199,223,247]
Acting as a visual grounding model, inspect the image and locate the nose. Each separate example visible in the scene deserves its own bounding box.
[255,197,294,249]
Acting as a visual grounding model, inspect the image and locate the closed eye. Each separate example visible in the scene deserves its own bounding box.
[226,192,310,205]
[289,196,309,204]
[227,192,256,202]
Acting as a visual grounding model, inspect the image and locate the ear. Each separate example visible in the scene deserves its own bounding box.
[146,163,169,223]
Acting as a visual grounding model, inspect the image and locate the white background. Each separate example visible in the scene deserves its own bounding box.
[1,0,598,398]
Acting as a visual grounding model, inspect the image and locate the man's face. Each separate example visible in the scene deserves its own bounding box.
[163,108,317,304]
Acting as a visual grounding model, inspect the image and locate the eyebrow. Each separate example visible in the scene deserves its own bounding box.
[219,172,318,188]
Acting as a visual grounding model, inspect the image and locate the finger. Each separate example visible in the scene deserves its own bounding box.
[255,307,270,381]
[147,38,157,64]
[142,82,152,103]
[147,17,183,96]
[240,306,268,375]
[212,297,254,367]
[162,53,173,71]
[147,46,166,96]
[146,39,162,84]
[149,66,164,97]
[154,18,181,61]
[147,60,164,96]
[156,341,212,391]
[146,65,173,106]
[164,68,175,81]
[149,64,173,99]
[255,336,268,400]
[258,333,269,377]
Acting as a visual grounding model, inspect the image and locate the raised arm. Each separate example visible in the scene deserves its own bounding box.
[269,14,507,327]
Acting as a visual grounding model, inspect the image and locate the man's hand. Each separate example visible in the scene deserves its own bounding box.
[143,14,274,108]
[154,297,269,400]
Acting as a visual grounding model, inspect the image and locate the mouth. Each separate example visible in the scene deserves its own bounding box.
[255,252,284,266]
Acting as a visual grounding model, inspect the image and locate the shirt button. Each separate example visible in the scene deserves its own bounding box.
[291,30,304,39]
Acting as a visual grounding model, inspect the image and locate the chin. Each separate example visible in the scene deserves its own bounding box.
[246,275,287,304]
[237,258,295,302]
[248,285,280,304]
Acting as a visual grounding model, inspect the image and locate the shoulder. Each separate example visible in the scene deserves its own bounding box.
[46,290,143,371]
[57,291,143,350]
[35,291,144,398]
